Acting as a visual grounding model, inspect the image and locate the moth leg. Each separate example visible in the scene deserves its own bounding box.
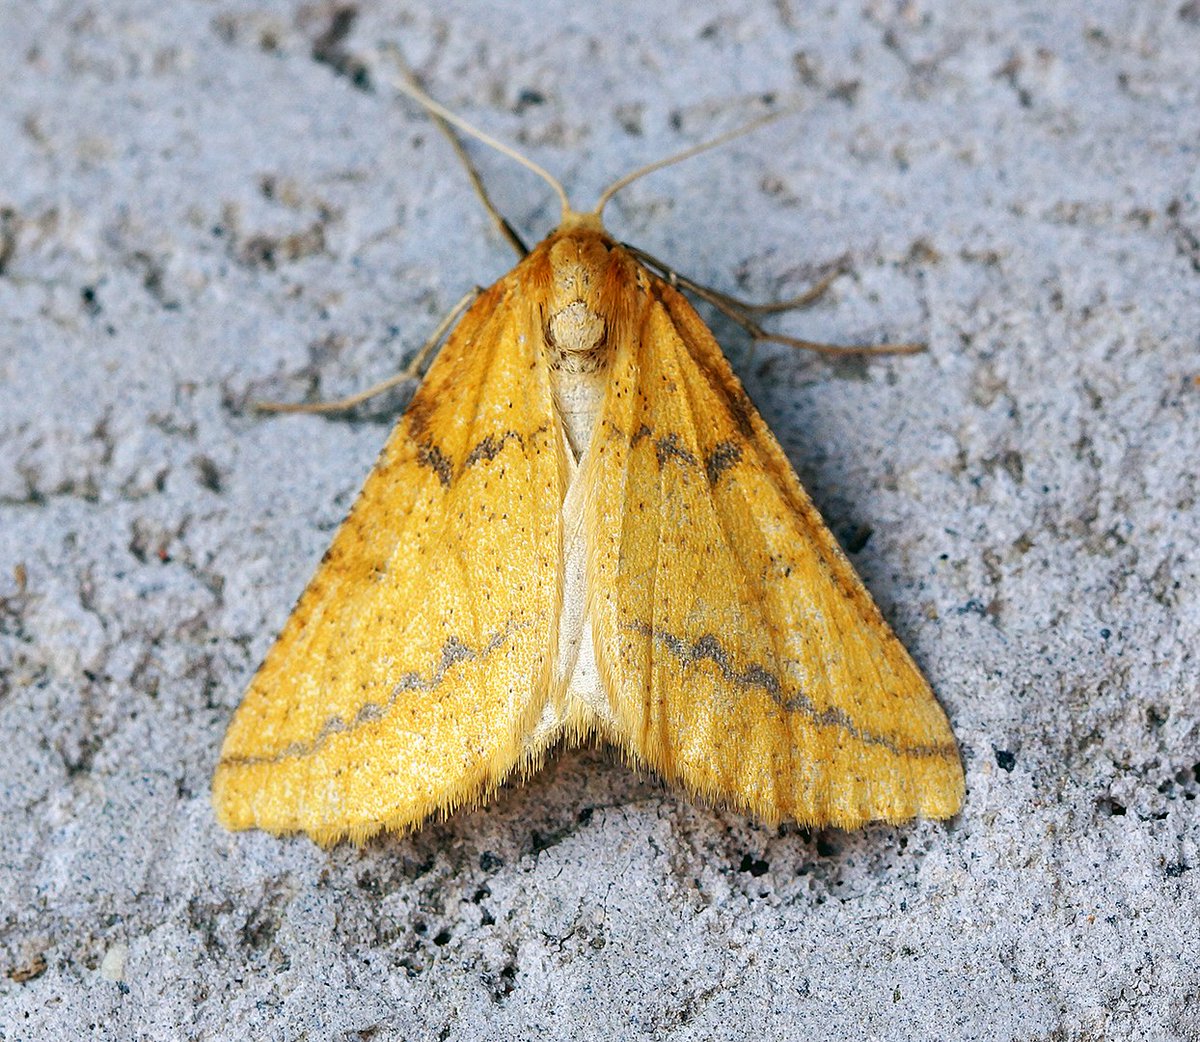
[623,244,924,357]
[433,119,529,259]
[707,265,846,314]
[377,44,528,259]
[254,288,480,415]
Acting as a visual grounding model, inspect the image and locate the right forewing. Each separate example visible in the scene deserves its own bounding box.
[584,265,963,828]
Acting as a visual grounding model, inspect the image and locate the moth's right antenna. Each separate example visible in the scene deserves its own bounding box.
[593,105,800,217]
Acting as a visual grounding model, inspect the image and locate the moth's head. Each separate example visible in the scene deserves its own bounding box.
[555,210,607,236]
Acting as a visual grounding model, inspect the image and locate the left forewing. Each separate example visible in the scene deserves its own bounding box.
[213,279,566,843]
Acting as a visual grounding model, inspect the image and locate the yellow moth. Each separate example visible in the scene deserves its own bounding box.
[212,74,964,844]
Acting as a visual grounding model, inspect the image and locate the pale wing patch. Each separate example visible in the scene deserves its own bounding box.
[213,281,567,843]
[585,262,963,828]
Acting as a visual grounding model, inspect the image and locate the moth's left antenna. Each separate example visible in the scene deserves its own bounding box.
[378,44,572,227]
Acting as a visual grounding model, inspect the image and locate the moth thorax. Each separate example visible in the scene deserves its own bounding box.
[545,299,612,460]
[546,301,608,373]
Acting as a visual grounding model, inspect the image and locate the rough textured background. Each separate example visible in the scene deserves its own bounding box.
[1,1,1198,1039]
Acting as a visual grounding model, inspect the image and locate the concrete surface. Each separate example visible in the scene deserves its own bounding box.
[1,1,1198,1039]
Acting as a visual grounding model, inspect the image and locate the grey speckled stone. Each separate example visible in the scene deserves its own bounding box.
[1,2,1197,1039]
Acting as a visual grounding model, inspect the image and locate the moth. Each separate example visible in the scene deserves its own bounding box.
[212,73,964,844]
